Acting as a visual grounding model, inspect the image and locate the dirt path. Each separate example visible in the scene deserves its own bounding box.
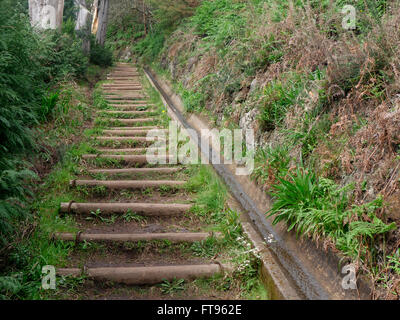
[49,63,265,300]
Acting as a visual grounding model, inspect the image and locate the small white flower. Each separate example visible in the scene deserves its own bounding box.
[265,233,276,244]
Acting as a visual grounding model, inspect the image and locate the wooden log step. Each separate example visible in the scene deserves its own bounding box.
[94,147,153,153]
[102,129,166,136]
[59,202,192,215]
[108,105,154,109]
[94,136,156,142]
[53,232,217,243]
[106,106,151,111]
[105,126,160,130]
[105,99,148,104]
[105,96,146,101]
[112,71,136,73]
[106,100,148,104]
[103,83,141,86]
[104,83,141,85]
[114,64,137,67]
[108,72,139,75]
[102,118,158,124]
[111,71,138,74]
[87,167,182,174]
[102,87,142,91]
[108,72,140,75]
[107,76,140,79]
[114,64,136,67]
[110,71,138,74]
[109,103,155,107]
[70,179,186,189]
[97,110,152,115]
[108,82,142,86]
[109,70,138,72]
[105,78,140,81]
[103,85,142,88]
[111,71,139,73]
[82,154,172,164]
[104,93,144,97]
[57,264,225,285]
[121,102,151,105]
[107,77,140,81]
[104,88,142,92]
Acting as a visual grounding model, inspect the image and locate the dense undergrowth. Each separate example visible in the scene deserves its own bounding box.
[0,0,111,299]
[0,1,85,246]
[108,0,400,298]
[0,76,108,300]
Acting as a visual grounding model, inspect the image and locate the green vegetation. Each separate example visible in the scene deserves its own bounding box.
[253,144,396,264]
[1,0,397,300]
[116,0,400,296]
[388,249,400,276]
[130,0,199,62]
[0,83,95,299]
[184,165,265,297]
[0,75,108,299]
[0,1,87,250]
[258,73,303,131]
[252,145,291,186]
[90,37,114,67]
[267,169,395,261]
[107,18,145,53]
[132,27,166,63]
[178,85,206,113]
[143,76,265,297]
[3,67,266,300]
[0,0,109,298]
[160,278,185,295]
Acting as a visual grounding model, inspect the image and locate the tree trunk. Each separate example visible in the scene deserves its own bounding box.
[75,0,91,54]
[28,0,64,30]
[75,0,90,31]
[91,0,109,46]
[143,0,147,35]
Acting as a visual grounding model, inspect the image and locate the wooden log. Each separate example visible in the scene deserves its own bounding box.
[57,264,225,285]
[82,154,171,164]
[59,202,192,215]
[53,232,216,243]
[69,179,186,189]
[87,167,181,174]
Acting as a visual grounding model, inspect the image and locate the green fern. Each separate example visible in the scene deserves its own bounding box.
[267,169,396,261]
[0,276,22,300]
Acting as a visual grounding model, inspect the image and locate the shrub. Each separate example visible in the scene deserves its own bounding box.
[252,145,291,187]
[90,38,113,67]
[63,0,79,23]
[190,0,246,47]
[132,27,166,63]
[258,74,303,131]
[46,31,89,80]
[147,0,200,29]
[180,87,205,112]
[107,18,145,52]
[39,92,60,122]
